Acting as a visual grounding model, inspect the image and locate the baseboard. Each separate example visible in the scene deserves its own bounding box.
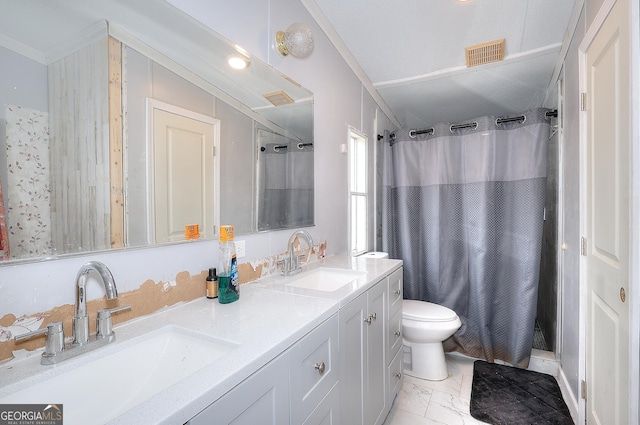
[556,367,578,424]
[527,348,559,376]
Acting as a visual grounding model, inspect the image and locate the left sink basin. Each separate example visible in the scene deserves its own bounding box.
[0,325,240,424]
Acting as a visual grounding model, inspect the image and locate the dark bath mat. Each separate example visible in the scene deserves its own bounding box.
[470,360,573,425]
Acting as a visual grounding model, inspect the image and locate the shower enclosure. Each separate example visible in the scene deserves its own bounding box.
[382,108,554,367]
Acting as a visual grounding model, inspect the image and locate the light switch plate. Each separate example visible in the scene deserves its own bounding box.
[235,240,246,258]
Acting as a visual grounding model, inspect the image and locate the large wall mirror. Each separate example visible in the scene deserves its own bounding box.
[0,0,314,263]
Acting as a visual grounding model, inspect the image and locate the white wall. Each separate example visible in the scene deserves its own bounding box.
[0,0,393,318]
[0,47,48,112]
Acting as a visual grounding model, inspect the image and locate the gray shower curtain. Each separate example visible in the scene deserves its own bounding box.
[382,108,550,367]
[257,129,314,230]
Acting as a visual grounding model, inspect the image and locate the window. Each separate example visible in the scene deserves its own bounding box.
[349,128,368,255]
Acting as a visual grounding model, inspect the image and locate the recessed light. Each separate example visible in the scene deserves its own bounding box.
[227,54,250,70]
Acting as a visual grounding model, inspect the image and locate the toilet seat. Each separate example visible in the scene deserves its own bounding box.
[403,300,458,322]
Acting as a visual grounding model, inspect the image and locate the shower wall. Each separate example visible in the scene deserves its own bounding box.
[537,118,559,351]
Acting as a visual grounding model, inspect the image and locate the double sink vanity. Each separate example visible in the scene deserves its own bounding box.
[0,256,403,425]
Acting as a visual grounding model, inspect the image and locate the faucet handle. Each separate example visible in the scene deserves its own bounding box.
[293,254,306,270]
[278,258,291,275]
[96,304,131,339]
[14,322,65,358]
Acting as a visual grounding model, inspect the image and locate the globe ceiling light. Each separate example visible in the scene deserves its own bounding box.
[275,22,314,58]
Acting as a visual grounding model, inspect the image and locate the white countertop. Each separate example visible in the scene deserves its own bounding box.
[0,255,402,424]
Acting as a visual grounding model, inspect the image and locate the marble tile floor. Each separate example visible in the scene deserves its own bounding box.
[383,353,489,425]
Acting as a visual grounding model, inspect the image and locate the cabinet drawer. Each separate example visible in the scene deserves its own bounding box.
[388,348,404,408]
[302,381,340,425]
[387,268,403,317]
[290,314,339,425]
[188,352,290,425]
[387,309,402,362]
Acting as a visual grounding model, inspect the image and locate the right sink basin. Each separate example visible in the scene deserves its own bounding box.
[286,268,367,292]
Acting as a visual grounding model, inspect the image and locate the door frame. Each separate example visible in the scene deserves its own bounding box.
[146,99,220,243]
[578,0,640,423]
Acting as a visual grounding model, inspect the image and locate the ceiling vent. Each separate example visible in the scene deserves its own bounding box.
[465,39,505,67]
[263,90,294,106]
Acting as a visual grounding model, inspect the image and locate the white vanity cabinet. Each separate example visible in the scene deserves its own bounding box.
[187,264,404,425]
[188,314,339,425]
[339,278,387,425]
[386,268,404,407]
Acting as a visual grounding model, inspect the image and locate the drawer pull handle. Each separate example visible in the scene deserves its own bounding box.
[371,312,377,321]
[394,289,401,295]
[314,362,326,375]
[394,330,401,337]
[394,372,402,379]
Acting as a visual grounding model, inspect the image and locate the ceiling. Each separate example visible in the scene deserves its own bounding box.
[306,0,577,129]
[2,0,578,132]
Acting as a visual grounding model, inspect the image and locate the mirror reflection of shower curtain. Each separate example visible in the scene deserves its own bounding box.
[382,109,550,368]
[257,129,313,231]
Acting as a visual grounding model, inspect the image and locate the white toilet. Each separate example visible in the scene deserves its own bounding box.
[402,299,462,381]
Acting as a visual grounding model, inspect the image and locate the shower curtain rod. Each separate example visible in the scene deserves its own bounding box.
[259,142,314,153]
[376,109,558,142]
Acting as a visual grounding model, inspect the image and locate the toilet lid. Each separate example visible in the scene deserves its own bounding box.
[402,300,458,322]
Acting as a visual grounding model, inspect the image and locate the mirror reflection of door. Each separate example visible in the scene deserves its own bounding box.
[149,102,219,243]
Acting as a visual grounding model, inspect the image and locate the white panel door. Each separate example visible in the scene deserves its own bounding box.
[153,107,218,242]
[585,0,630,423]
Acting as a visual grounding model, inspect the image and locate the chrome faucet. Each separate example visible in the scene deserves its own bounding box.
[14,261,130,365]
[280,230,315,276]
[73,261,119,345]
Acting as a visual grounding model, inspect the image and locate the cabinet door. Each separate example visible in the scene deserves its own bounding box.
[290,315,339,424]
[339,292,367,425]
[365,280,387,425]
[188,353,290,425]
